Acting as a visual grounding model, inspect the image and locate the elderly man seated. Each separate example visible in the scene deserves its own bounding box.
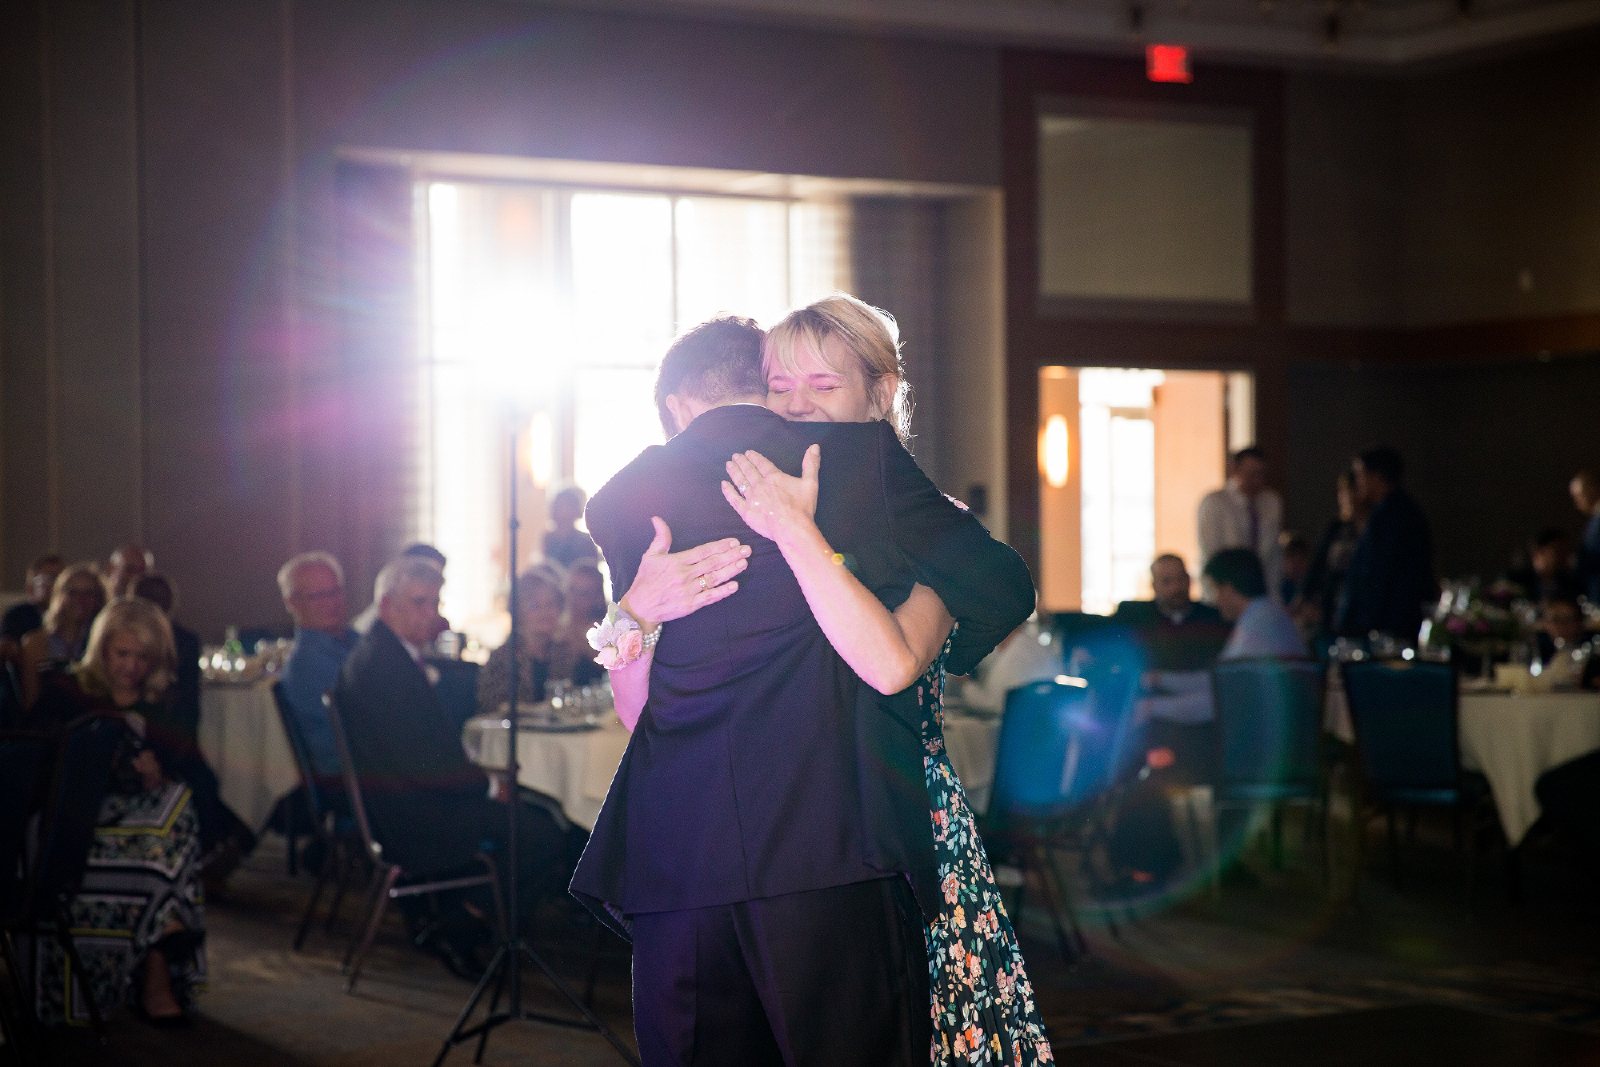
[277,552,358,782]
[1136,548,1307,782]
[334,556,565,980]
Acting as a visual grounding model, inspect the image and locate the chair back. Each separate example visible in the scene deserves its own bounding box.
[1342,660,1459,803]
[992,680,1125,819]
[1212,657,1325,803]
[322,692,384,865]
[27,714,125,914]
[0,730,57,920]
[273,682,338,824]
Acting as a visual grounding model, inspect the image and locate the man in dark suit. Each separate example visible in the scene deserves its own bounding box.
[1336,446,1436,641]
[572,317,1033,1067]
[1112,553,1229,671]
[334,556,565,976]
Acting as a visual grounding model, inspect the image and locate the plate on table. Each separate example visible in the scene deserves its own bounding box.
[509,701,602,732]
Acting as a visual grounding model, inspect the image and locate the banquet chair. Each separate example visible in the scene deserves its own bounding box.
[985,678,1133,963]
[1210,657,1328,882]
[0,730,58,1059]
[4,715,125,1043]
[321,693,506,994]
[272,683,364,952]
[1342,660,1495,899]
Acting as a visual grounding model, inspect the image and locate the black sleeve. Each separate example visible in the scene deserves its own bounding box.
[874,422,1036,676]
[585,463,656,605]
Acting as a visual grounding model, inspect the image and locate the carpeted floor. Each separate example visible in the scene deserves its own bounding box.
[12,808,1600,1066]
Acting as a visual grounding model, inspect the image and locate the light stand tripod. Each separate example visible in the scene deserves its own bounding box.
[433,425,640,1067]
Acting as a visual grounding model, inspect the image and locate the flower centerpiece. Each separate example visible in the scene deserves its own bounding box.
[1420,579,1536,675]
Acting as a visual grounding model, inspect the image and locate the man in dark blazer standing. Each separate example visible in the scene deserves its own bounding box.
[572,317,1034,1067]
[334,556,565,971]
[1336,446,1436,640]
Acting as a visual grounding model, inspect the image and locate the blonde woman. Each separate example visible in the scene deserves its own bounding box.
[617,296,1052,1066]
[28,598,206,1026]
[18,561,107,710]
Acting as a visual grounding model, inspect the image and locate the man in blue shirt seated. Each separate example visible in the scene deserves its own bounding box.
[278,551,358,781]
[1136,547,1307,781]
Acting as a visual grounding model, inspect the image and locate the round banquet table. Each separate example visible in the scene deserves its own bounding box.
[1457,690,1600,846]
[463,714,633,832]
[197,680,300,833]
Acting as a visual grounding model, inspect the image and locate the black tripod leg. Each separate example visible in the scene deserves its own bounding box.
[473,947,509,1065]
[432,941,510,1067]
[517,942,641,1066]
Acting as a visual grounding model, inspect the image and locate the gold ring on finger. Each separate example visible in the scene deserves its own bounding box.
[698,575,708,592]
[740,482,752,496]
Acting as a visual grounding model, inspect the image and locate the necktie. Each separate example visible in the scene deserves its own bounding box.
[1247,496,1260,551]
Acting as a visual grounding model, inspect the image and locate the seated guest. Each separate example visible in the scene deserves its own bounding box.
[3,552,64,643]
[1572,470,1600,605]
[1135,549,1307,781]
[132,573,203,746]
[1535,595,1600,689]
[106,542,155,598]
[477,563,602,717]
[1505,527,1580,603]
[334,557,566,976]
[351,542,449,636]
[19,561,107,709]
[563,558,609,639]
[1112,554,1229,670]
[543,484,599,567]
[24,598,206,1024]
[277,551,357,781]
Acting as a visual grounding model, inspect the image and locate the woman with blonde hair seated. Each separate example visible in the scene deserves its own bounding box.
[25,597,206,1025]
[476,562,603,717]
[18,561,107,709]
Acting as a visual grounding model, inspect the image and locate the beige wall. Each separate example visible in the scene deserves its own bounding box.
[1037,368,1080,611]
[1151,371,1226,583]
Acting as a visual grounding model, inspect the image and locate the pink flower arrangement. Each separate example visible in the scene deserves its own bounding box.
[588,610,645,669]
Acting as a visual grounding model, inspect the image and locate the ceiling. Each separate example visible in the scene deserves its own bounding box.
[559,0,1600,65]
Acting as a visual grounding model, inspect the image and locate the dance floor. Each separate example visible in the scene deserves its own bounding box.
[29,823,1600,1067]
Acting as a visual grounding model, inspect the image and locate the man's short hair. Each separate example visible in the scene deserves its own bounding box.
[1203,547,1267,598]
[1231,446,1266,466]
[401,543,447,568]
[1281,532,1310,557]
[375,556,444,604]
[653,316,767,437]
[1357,445,1404,485]
[27,553,65,578]
[1150,553,1187,575]
[277,551,345,599]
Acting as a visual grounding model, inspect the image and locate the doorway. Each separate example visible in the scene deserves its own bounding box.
[1039,366,1254,614]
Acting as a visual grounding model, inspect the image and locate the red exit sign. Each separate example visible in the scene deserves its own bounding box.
[1146,44,1192,83]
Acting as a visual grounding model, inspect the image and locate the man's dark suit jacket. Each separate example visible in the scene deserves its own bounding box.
[571,405,1033,932]
[1336,487,1436,640]
[170,623,202,745]
[334,619,490,873]
[1110,599,1230,671]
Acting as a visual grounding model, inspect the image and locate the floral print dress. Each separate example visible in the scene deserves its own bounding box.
[919,637,1054,1065]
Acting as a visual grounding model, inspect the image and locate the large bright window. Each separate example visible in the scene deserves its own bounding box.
[420,181,850,637]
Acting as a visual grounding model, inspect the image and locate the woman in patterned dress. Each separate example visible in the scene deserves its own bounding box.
[27,597,206,1025]
[621,295,1053,1065]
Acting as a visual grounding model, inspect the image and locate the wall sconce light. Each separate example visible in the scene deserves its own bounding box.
[1040,414,1070,489]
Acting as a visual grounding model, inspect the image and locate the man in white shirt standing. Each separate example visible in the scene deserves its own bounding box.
[1198,446,1283,603]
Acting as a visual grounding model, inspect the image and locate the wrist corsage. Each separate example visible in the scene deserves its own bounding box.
[587,606,660,670]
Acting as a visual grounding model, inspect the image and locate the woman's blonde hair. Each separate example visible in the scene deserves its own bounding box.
[43,562,107,634]
[762,293,913,443]
[77,596,176,703]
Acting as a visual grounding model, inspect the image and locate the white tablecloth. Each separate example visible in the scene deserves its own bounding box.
[943,713,1001,815]
[198,681,300,833]
[1458,691,1600,846]
[464,716,632,832]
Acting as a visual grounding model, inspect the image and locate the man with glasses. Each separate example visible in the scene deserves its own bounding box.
[278,551,357,781]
